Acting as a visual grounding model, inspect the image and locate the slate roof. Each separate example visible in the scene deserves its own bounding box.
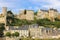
[41,9,48,12]
[50,8,58,12]
[29,24,39,28]
[9,25,29,30]
[9,24,38,30]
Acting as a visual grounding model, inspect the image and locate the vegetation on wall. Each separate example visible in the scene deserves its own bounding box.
[35,18,60,28]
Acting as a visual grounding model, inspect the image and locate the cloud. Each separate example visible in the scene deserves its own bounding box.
[0,0,60,13]
[0,0,25,13]
[29,0,60,10]
[0,0,12,7]
[43,0,60,8]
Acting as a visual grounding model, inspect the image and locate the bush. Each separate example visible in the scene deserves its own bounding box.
[12,32,19,37]
[5,32,11,37]
[14,32,19,37]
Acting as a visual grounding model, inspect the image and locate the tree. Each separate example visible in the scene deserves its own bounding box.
[0,32,3,37]
[55,18,60,21]
[0,23,5,37]
[0,24,5,31]
[14,32,19,37]
[28,30,31,38]
[5,32,11,37]
[34,11,37,15]
[7,11,14,17]
[7,11,14,25]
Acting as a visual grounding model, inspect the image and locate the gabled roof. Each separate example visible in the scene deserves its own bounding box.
[49,8,58,12]
[9,24,39,30]
[9,25,29,30]
[41,9,48,12]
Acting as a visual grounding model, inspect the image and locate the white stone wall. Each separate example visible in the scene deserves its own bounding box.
[19,13,26,19]
[4,30,29,37]
[30,28,41,38]
[26,10,34,20]
[37,10,47,19]
[48,10,54,18]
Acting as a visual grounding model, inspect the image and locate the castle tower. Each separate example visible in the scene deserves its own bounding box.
[48,9,55,22]
[2,7,7,29]
[2,7,7,16]
[37,9,48,19]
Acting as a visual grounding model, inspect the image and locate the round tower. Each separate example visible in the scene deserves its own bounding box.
[2,7,7,16]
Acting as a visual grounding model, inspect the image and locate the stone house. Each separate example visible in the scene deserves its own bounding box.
[4,25,29,37]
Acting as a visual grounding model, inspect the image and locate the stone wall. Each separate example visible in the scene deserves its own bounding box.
[4,30,29,37]
[26,10,34,20]
[0,17,5,23]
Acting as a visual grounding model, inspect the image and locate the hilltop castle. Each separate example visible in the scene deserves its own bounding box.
[0,7,60,24]
[17,9,59,22]
[0,7,60,39]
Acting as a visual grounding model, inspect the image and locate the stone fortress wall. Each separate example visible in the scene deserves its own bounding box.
[0,7,60,23]
[17,9,60,21]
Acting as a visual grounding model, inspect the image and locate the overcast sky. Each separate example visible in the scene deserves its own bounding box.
[0,0,60,14]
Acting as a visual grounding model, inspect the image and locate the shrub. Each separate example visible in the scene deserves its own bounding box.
[13,32,19,37]
[5,32,11,37]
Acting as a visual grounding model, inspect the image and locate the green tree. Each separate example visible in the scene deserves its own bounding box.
[34,11,37,15]
[0,23,5,37]
[7,11,14,17]
[0,24,5,31]
[5,32,11,37]
[14,32,19,37]
[55,18,60,21]
[6,11,14,25]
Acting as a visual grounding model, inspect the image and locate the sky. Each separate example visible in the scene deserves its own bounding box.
[0,0,60,14]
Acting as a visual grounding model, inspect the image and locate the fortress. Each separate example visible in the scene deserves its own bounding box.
[0,7,60,24]
[17,8,59,22]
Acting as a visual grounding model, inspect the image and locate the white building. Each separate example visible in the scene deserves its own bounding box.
[4,25,29,37]
[4,24,60,39]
